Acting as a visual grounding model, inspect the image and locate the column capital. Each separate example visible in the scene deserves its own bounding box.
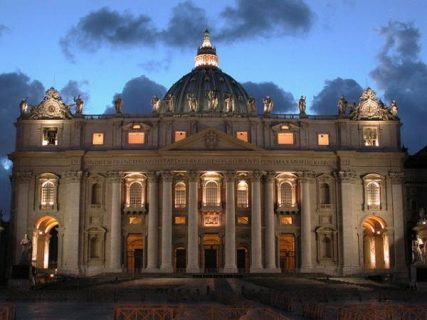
[146,171,158,183]
[224,171,237,182]
[161,171,173,182]
[188,171,199,182]
[63,170,83,183]
[264,171,276,183]
[251,170,264,182]
[389,171,405,184]
[298,170,316,181]
[334,170,357,183]
[106,171,123,183]
[13,171,33,183]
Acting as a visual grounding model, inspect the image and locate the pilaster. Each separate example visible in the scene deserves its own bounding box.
[186,171,200,273]
[107,170,123,272]
[250,171,263,272]
[299,171,315,272]
[224,171,237,273]
[264,171,280,272]
[160,171,173,272]
[146,171,159,271]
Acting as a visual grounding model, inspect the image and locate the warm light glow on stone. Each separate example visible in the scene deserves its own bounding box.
[195,54,219,68]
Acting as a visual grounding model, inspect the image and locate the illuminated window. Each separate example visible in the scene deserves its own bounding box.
[42,128,58,146]
[236,131,248,142]
[205,181,219,206]
[278,132,294,145]
[175,131,187,142]
[318,133,329,146]
[280,216,293,225]
[279,182,293,206]
[237,216,249,225]
[129,182,144,207]
[41,181,56,208]
[203,213,220,226]
[366,182,380,209]
[174,182,186,208]
[129,217,143,225]
[128,132,145,144]
[236,180,249,208]
[363,128,379,146]
[174,216,187,225]
[92,133,104,145]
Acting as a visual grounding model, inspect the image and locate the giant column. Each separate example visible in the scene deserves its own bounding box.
[146,172,159,271]
[337,170,359,275]
[62,170,82,274]
[224,171,237,273]
[264,172,280,272]
[250,171,263,272]
[300,171,314,272]
[389,172,408,277]
[12,171,33,264]
[108,171,122,272]
[160,171,173,272]
[186,171,200,273]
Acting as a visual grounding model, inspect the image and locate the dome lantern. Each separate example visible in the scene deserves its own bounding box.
[194,30,219,68]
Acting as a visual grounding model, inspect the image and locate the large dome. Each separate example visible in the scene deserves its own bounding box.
[156,31,255,115]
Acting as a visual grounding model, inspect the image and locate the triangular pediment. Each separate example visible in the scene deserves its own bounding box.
[160,128,264,152]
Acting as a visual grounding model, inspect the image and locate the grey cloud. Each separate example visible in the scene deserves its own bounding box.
[104,75,167,114]
[370,21,427,153]
[242,81,296,113]
[311,78,363,114]
[218,0,313,41]
[60,80,90,106]
[0,72,45,217]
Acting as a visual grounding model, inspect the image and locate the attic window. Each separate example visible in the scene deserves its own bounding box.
[42,128,58,146]
[128,132,145,144]
[278,132,294,145]
[175,131,187,142]
[236,131,248,142]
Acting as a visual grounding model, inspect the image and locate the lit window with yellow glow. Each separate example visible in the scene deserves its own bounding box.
[203,213,220,226]
[280,216,293,225]
[92,133,104,145]
[318,133,329,146]
[174,216,187,225]
[42,128,58,146]
[175,131,187,142]
[236,131,248,142]
[237,216,249,225]
[236,180,249,208]
[128,217,143,225]
[128,132,145,144]
[363,127,379,146]
[278,132,294,145]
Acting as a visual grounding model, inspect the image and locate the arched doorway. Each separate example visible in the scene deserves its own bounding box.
[280,234,295,272]
[127,234,144,273]
[32,216,59,269]
[362,216,390,270]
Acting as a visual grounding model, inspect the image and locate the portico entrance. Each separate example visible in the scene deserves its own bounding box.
[32,216,59,269]
[203,234,221,273]
[127,234,144,273]
[280,233,296,272]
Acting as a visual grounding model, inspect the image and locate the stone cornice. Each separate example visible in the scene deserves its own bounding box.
[389,171,405,184]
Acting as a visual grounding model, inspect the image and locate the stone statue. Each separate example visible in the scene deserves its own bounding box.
[207,90,218,111]
[114,97,123,113]
[338,96,347,115]
[224,93,234,113]
[298,96,306,114]
[19,97,28,115]
[151,96,160,112]
[247,97,256,113]
[20,233,32,265]
[263,96,273,113]
[74,95,84,114]
[164,94,174,113]
[187,93,198,112]
[389,100,398,119]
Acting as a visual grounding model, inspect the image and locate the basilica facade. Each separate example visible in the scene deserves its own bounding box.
[10,32,407,277]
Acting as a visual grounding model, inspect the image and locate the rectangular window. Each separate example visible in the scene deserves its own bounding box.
[363,128,379,147]
[280,216,293,225]
[42,128,58,146]
[175,131,187,142]
[128,217,143,225]
[92,133,104,145]
[318,133,329,146]
[128,132,145,144]
[236,131,248,142]
[203,213,220,226]
[174,216,186,225]
[237,216,249,225]
[278,132,294,145]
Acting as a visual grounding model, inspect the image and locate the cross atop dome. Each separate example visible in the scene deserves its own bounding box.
[195,30,219,68]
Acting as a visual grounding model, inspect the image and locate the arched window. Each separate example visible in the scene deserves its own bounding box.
[129,182,143,207]
[174,182,186,208]
[366,182,380,209]
[237,180,249,208]
[280,182,293,207]
[41,181,56,208]
[205,181,218,206]
[320,183,331,205]
[91,183,101,205]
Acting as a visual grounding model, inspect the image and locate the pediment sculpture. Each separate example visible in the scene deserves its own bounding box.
[28,87,73,120]
[350,88,399,120]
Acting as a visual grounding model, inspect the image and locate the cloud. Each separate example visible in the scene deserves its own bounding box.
[60,80,90,106]
[104,75,167,114]
[60,7,158,61]
[311,78,363,114]
[370,21,427,153]
[218,0,313,41]
[242,81,296,113]
[0,72,45,217]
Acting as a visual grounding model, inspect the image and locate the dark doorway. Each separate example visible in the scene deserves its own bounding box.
[204,249,217,272]
[237,249,246,273]
[175,248,186,272]
[48,226,58,268]
[134,249,143,273]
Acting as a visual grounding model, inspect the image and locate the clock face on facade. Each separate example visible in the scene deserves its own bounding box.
[360,101,377,117]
